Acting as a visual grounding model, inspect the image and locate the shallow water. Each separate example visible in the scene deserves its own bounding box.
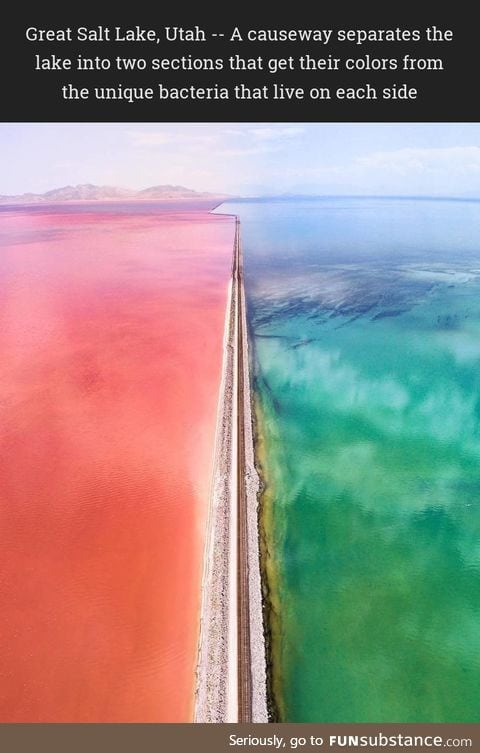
[0,202,234,721]
[224,197,480,722]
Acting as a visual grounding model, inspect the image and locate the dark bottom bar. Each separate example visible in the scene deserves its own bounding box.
[0,723,477,753]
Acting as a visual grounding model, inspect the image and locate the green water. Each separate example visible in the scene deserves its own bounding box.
[222,198,480,722]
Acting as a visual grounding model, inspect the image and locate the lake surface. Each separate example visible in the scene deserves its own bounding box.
[223,197,480,722]
[0,201,234,721]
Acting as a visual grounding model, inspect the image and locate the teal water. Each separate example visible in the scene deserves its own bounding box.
[221,197,480,722]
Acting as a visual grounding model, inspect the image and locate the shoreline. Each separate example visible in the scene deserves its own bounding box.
[194,273,237,722]
[194,218,268,722]
[252,401,283,723]
[237,231,269,723]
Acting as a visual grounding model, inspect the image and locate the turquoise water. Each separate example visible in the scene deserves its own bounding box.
[222,197,480,722]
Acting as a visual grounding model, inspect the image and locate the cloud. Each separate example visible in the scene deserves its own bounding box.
[217,144,282,158]
[356,146,480,176]
[213,125,305,160]
[126,126,304,155]
[277,145,480,196]
[220,126,304,141]
[221,127,247,137]
[127,130,173,146]
[248,126,305,141]
[126,129,215,148]
[10,124,480,197]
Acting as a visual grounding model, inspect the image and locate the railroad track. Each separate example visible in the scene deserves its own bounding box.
[234,219,253,723]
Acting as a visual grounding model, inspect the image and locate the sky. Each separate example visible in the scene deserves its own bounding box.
[1,123,480,197]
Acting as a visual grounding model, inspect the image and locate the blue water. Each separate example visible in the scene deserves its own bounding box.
[219,197,480,722]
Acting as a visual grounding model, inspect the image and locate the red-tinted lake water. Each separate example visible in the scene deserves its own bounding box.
[0,202,234,721]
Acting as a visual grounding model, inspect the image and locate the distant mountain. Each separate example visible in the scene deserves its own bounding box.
[137,184,219,199]
[0,183,229,205]
[43,184,133,201]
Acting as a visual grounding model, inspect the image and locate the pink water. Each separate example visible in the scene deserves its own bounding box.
[0,202,235,721]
